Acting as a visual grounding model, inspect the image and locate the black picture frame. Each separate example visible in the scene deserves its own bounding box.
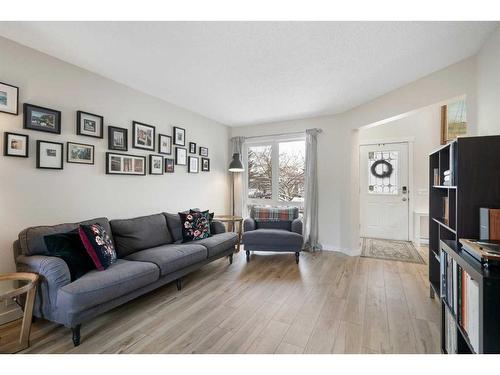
[36,140,64,170]
[201,157,210,172]
[0,81,19,115]
[67,142,95,165]
[188,156,199,173]
[24,103,61,134]
[108,126,128,151]
[158,134,172,155]
[132,121,156,151]
[4,132,29,158]
[76,111,104,138]
[165,158,175,173]
[173,126,186,146]
[149,154,164,175]
[199,147,209,157]
[175,147,187,165]
[189,142,197,154]
[106,152,147,175]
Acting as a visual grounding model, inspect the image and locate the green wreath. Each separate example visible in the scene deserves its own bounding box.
[371,159,393,178]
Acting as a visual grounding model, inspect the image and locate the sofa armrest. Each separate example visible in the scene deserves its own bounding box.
[16,254,71,320]
[244,218,256,232]
[211,220,226,235]
[291,217,303,235]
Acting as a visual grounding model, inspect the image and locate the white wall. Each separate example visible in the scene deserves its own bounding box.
[232,57,477,255]
[0,37,230,280]
[477,26,500,135]
[359,104,442,213]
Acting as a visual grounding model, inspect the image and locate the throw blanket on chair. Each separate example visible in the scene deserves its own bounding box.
[250,206,299,222]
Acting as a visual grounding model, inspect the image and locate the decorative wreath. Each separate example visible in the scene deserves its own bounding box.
[370,159,393,178]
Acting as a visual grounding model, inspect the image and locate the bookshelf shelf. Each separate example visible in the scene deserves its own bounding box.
[429,136,500,354]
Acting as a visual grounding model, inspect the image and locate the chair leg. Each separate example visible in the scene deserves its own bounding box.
[295,252,300,264]
[246,250,250,262]
[229,254,233,264]
[72,324,81,347]
[176,278,182,291]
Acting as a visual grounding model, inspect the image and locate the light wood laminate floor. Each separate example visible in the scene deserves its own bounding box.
[0,247,440,354]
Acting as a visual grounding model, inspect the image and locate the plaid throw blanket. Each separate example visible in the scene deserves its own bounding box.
[250,206,299,222]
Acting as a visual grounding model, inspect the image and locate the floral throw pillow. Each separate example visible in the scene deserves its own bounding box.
[78,223,117,270]
[179,210,211,242]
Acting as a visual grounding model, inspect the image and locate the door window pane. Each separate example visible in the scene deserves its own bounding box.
[279,141,305,202]
[368,150,398,195]
[248,145,272,199]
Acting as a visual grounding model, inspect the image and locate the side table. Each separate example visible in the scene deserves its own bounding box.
[0,272,39,352]
[214,215,243,253]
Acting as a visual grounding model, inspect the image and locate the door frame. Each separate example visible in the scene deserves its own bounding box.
[359,137,415,242]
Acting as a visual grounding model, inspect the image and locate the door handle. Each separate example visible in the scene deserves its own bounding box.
[402,197,407,202]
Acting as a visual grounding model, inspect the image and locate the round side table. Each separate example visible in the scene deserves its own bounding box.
[0,272,39,352]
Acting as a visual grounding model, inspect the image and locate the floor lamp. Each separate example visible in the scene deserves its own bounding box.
[228,153,244,219]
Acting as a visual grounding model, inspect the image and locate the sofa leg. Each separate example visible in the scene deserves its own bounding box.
[229,254,233,264]
[72,324,81,347]
[246,250,250,262]
[176,278,182,291]
[295,252,300,264]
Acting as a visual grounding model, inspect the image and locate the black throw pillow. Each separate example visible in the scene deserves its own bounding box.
[44,229,96,281]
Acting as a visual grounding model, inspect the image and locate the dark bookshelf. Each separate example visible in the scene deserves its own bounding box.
[428,135,500,354]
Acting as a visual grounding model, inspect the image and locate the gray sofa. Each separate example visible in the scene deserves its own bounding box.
[13,212,238,346]
[242,209,303,264]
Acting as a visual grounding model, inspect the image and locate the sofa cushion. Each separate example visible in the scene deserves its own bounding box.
[57,259,159,315]
[124,243,207,276]
[194,232,238,258]
[243,229,303,251]
[164,212,185,242]
[19,217,113,256]
[110,213,172,258]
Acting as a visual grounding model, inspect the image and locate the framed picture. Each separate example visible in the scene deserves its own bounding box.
[189,142,197,154]
[173,126,186,146]
[4,132,28,157]
[106,152,146,175]
[149,154,164,175]
[0,81,19,115]
[67,142,95,165]
[201,157,210,172]
[175,147,187,165]
[158,134,172,155]
[440,99,467,145]
[24,104,61,134]
[36,140,63,170]
[133,121,155,151]
[108,126,128,151]
[77,111,104,138]
[199,147,208,157]
[188,156,199,173]
[165,158,175,173]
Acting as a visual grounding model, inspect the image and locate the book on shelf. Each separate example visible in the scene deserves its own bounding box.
[441,250,480,353]
[443,197,449,224]
[434,168,440,186]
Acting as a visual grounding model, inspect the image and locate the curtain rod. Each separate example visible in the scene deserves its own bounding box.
[240,130,309,140]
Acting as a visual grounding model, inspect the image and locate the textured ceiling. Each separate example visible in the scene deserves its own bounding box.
[0,22,497,126]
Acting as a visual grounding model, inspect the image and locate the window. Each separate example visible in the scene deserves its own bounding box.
[246,137,305,207]
[367,150,398,195]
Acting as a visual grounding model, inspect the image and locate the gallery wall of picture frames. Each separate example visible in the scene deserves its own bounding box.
[1,80,212,176]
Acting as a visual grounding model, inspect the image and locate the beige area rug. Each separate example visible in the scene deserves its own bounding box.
[361,237,425,264]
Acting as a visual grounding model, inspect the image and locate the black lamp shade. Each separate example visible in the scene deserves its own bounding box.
[228,153,244,172]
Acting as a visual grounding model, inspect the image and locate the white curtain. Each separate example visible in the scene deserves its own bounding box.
[303,128,322,251]
[230,136,246,217]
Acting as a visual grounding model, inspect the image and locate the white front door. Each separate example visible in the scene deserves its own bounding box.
[360,142,409,241]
